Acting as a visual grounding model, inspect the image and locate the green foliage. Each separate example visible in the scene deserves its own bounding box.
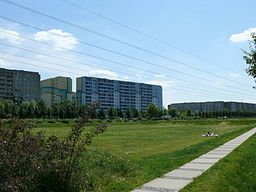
[98,109,106,120]
[107,107,115,121]
[243,32,256,83]
[0,103,107,192]
[125,109,131,120]
[117,109,125,119]
[147,104,162,119]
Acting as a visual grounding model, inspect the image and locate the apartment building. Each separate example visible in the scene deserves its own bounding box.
[77,76,162,111]
[168,101,256,112]
[0,67,40,102]
[40,76,72,107]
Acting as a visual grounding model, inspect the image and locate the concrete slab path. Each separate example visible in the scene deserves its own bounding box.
[131,127,256,192]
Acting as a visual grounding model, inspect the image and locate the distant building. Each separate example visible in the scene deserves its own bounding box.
[77,76,162,111]
[40,76,72,107]
[168,101,256,112]
[0,67,40,102]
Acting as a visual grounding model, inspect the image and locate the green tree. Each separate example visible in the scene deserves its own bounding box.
[98,109,106,120]
[36,100,48,118]
[130,108,139,118]
[243,32,256,86]
[108,107,115,121]
[147,104,161,119]
[125,109,131,120]
[162,108,168,116]
[0,100,4,118]
[168,108,177,117]
[117,109,124,119]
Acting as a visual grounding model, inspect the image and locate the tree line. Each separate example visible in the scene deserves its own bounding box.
[0,100,164,119]
[1,99,256,119]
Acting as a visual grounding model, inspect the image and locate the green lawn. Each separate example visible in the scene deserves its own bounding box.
[35,119,256,192]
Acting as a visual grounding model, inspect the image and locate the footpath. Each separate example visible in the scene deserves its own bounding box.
[131,127,256,192]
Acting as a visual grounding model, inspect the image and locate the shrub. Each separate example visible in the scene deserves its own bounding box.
[0,102,107,192]
[61,120,70,124]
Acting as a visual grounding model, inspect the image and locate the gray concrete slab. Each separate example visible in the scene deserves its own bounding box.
[140,186,178,192]
[143,178,192,191]
[200,154,226,158]
[180,162,213,170]
[131,189,153,192]
[164,169,202,179]
[191,157,219,163]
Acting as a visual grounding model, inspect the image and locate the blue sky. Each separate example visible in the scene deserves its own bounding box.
[0,0,256,107]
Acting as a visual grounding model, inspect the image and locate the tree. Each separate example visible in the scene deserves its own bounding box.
[125,109,131,120]
[168,108,177,118]
[162,108,168,116]
[108,107,115,121]
[98,109,105,120]
[147,104,161,119]
[117,109,124,119]
[243,32,256,87]
[130,108,139,118]
[36,100,48,118]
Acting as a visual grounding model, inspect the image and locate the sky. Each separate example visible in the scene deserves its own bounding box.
[0,0,256,107]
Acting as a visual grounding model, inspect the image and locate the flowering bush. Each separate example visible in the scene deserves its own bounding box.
[0,103,107,192]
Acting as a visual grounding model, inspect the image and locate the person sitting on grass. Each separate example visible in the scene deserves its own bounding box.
[202,132,219,137]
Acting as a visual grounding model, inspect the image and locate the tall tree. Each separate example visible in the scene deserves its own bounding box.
[108,107,115,121]
[37,100,48,118]
[243,32,256,87]
[98,109,105,120]
[147,104,161,119]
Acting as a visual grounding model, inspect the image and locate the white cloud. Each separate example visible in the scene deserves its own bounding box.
[0,29,23,44]
[154,74,166,78]
[34,29,78,50]
[88,69,118,79]
[146,80,175,88]
[230,28,256,43]
[229,73,241,77]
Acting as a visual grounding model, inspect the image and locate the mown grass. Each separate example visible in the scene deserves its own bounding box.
[180,134,256,192]
[35,118,256,192]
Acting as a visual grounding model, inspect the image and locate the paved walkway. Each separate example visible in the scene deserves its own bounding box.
[131,127,256,192]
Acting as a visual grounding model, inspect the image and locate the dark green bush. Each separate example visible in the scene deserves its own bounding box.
[61,120,70,124]
[0,103,107,192]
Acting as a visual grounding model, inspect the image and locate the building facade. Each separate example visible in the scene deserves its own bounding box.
[40,76,72,107]
[168,101,256,112]
[77,76,162,111]
[0,67,40,102]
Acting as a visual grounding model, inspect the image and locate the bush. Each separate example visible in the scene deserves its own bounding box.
[61,120,70,124]
[0,103,107,192]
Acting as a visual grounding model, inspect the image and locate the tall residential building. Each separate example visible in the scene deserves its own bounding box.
[77,76,162,111]
[0,67,40,102]
[168,101,256,112]
[40,76,72,107]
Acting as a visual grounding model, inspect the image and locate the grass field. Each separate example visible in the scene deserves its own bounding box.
[35,119,256,192]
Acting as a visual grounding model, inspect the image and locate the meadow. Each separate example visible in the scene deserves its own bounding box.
[35,119,256,192]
